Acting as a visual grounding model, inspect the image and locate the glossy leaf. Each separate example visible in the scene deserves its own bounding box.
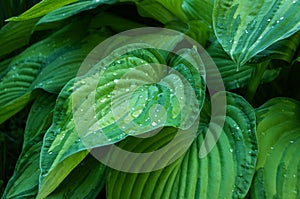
[37,0,117,25]
[39,44,206,198]
[107,92,257,199]
[213,0,300,66]
[7,0,77,21]
[251,98,300,199]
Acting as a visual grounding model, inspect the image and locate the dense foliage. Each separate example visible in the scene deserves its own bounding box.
[0,0,300,198]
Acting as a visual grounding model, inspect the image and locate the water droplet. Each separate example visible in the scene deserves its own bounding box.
[267,18,271,22]
[293,0,297,3]
[114,79,119,83]
[290,140,294,144]
[80,109,84,112]
[293,174,296,178]
[151,122,157,126]
[245,29,249,34]
[125,88,130,92]
[283,174,287,178]
[229,148,234,153]
[113,72,117,76]
[100,98,106,103]
[280,17,284,20]
[270,146,274,150]
[48,151,53,155]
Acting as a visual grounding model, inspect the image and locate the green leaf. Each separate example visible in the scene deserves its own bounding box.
[37,0,117,25]
[206,41,280,90]
[251,31,300,64]
[0,19,39,59]
[123,0,214,26]
[45,155,107,199]
[251,98,300,199]
[2,93,56,199]
[39,44,205,197]
[106,92,257,199]
[7,0,78,21]
[213,0,300,66]
[165,20,210,46]
[0,18,105,123]
[181,0,214,26]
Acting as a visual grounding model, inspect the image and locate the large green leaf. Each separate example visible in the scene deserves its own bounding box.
[250,98,300,199]
[213,0,300,66]
[106,92,257,199]
[7,0,78,21]
[1,93,56,199]
[37,0,117,25]
[39,44,206,198]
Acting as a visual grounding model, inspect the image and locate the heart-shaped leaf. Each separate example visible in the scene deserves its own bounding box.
[106,92,257,199]
[39,44,206,197]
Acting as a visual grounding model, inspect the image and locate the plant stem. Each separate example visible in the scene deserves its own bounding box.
[246,61,269,102]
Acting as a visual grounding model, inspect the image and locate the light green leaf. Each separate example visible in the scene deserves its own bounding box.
[7,0,78,21]
[39,44,205,198]
[122,0,214,26]
[165,20,210,46]
[213,0,300,66]
[181,0,214,26]
[107,92,257,199]
[2,93,56,199]
[251,98,300,199]
[37,0,117,25]
[45,155,106,199]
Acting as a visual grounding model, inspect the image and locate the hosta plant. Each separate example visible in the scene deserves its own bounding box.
[0,0,300,198]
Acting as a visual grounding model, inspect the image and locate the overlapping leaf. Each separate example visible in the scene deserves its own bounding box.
[121,0,214,26]
[1,93,56,199]
[37,0,117,25]
[0,19,108,123]
[39,44,206,198]
[107,92,257,199]
[206,41,280,90]
[251,98,300,199]
[7,0,78,21]
[213,0,300,66]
